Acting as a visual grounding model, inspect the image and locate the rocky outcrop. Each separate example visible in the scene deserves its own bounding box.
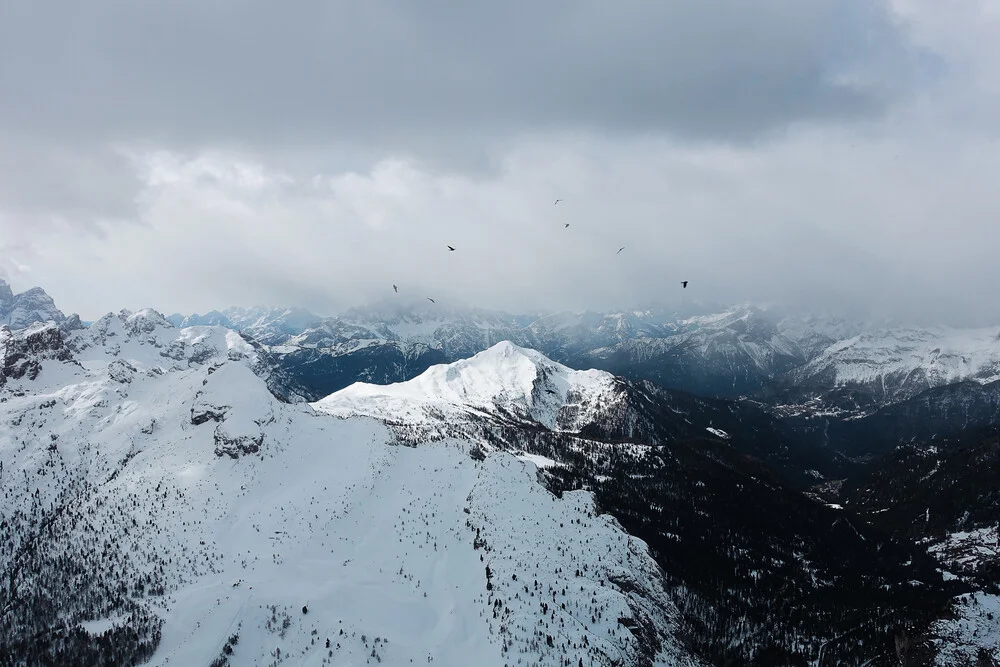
[0,323,77,387]
[107,359,137,384]
[212,428,264,459]
[0,280,68,330]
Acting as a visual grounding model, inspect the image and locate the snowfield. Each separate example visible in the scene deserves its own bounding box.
[0,315,701,666]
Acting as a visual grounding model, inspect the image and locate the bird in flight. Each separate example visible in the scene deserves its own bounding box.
[545,389,557,395]
[426,297,436,304]
[554,199,562,205]
[447,245,456,252]
[393,284,398,293]
[564,223,570,229]
[682,281,688,289]
[617,247,625,255]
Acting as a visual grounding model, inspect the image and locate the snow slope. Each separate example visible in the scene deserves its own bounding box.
[0,318,701,666]
[932,593,1000,665]
[789,326,1000,403]
[314,341,620,432]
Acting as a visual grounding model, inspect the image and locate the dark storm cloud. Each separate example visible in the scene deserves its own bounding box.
[0,0,911,150]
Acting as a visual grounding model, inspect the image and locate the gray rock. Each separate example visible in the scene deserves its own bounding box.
[0,279,66,330]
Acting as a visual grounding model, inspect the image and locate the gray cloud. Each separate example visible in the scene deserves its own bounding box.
[0,136,141,224]
[3,1,999,328]
[4,126,1000,328]
[1,0,912,150]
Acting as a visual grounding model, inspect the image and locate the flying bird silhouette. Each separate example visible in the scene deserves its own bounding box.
[617,247,625,255]
[564,223,570,229]
[446,245,456,251]
[426,297,436,304]
[554,199,562,205]
[393,284,398,293]
[682,281,688,288]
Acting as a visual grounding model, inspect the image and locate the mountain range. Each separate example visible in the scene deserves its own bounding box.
[166,300,1000,405]
[162,297,1000,459]
[3,279,1000,665]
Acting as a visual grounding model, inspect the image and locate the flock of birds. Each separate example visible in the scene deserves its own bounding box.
[393,198,689,304]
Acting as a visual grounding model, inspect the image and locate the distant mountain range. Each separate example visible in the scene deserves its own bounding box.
[161,298,1000,457]
[164,300,1000,404]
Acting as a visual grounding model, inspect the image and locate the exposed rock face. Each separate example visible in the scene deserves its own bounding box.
[191,364,274,459]
[0,280,68,330]
[0,323,77,387]
[212,428,264,459]
[107,359,137,384]
[0,281,13,311]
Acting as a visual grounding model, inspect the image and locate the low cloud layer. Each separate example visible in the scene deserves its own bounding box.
[2,1,999,325]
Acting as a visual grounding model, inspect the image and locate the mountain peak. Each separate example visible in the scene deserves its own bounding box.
[314,340,617,431]
[473,339,555,366]
[125,308,174,334]
[0,279,14,307]
[0,281,66,330]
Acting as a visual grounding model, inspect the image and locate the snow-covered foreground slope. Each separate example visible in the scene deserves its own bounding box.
[0,317,701,666]
[315,341,619,432]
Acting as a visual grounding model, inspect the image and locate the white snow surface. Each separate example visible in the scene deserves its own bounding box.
[1,323,701,666]
[933,593,1000,665]
[314,341,620,432]
[928,526,1000,575]
[517,452,559,469]
[794,326,1000,390]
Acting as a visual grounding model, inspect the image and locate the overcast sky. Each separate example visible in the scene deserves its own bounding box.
[1,0,998,325]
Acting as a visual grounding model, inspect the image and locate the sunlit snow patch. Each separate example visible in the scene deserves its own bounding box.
[516,452,558,469]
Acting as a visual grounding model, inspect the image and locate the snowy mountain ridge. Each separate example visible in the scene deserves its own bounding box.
[164,300,1000,416]
[315,341,619,432]
[311,337,993,665]
[5,290,998,664]
[788,325,1000,398]
[1,308,703,665]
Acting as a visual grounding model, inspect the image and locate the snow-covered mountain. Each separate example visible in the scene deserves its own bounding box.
[317,341,854,485]
[317,342,971,665]
[316,341,618,433]
[190,303,811,402]
[1,313,704,665]
[176,301,1000,421]
[0,279,71,330]
[7,284,1000,664]
[785,325,1000,406]
[167,306,323,345]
